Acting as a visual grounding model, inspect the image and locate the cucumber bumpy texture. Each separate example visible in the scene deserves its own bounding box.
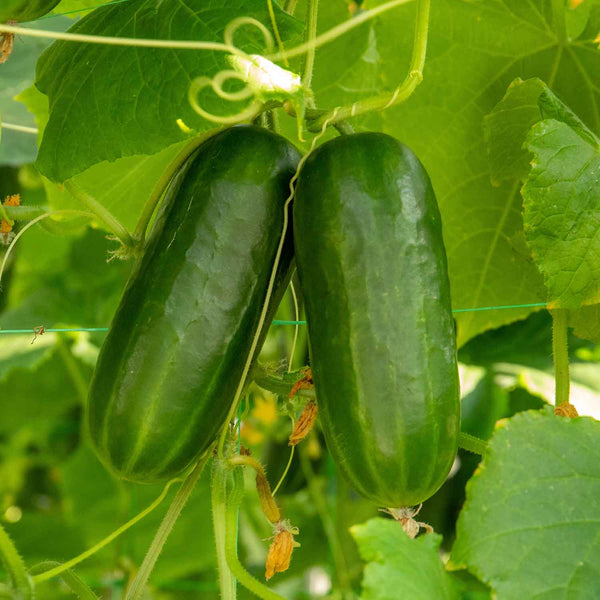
[294,132,460,507]
[87,126,300,483]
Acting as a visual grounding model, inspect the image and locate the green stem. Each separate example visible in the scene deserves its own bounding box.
[302,0,320,90]
[132,132,222,244]
[0,205,48,222]
[225,468,285,600]
[272,445,295,497]
[308,0,430,131]
[125,456,209,600]
[212,457,237,600]
[64,180,134,248]
[333,121,355,136]
[458,432,488,456]
[551,0,567,44]
[267,0,288,66]
[30,562,98,600]
[0,523,33,599]
[552,309,570,406]
[33,478,181,583]
[298,445,352,596]
[252,365,316,398]
[283,0,298,15]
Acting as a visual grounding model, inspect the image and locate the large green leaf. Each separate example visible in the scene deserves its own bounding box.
[35,0,302,182]
[60,444,217,583]
[570,304,600,342]
[351,518,460,600]
[522,119,600,309]
[312,0,600,344]
[452,408,600,599]
[0,16,70,165]
[19,84,190,233]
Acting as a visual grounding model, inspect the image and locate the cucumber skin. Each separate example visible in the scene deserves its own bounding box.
[0,0,60,22]
[87,126,300,483]
[294,133,460,507]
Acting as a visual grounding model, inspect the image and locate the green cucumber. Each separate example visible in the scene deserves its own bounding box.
[294,132,460,507]
[0,0,60,22]
[87,126,300,483]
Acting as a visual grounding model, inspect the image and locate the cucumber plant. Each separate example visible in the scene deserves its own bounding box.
[0,0,599,599]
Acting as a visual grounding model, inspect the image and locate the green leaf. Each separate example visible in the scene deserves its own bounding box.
[351,518,460,600]
[484,78,549,184]
[312,0,600,344]
[484,75,598,185]
[452,408,600,599]
[569,304,600,342]
[522,118,600,309]
[0,16,70,165]
[19,84,189,233]
[60,444,217,582]
[35,0,302,182]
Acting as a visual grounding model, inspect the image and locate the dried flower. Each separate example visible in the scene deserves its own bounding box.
[265,521,299,580]
[380,504,433,539]
[289,367,313,399]
[554,402,579,418]
[289,400,318,446]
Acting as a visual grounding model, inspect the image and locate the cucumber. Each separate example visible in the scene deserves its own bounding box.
[294,132,460,507]
[87,126,300,483]
[0,0,60,22]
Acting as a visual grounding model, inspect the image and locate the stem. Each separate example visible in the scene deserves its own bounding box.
[267,0,289,67]
[283,0,298,15]
[333,121,355,136]
[287,281,300,372]
[272,446,295,497]
[225,468,285,600]
[552,309,571,407]
[308,0,429,131]
[0,523,32,599]
[268,0,414,63]
[298,445,352,596]
[229,455,265,475]
[253,372,316,399]
[33,478,181,583]
[0,123,38,135]
[30,562,98,600]
[302,0,320,89]
[458,432,488,456]
[125,457,208,600]
[132,132,223,243]
[212,457,237,600]
[0,205,48,221]
[0,23,234,52]
[64,180,134,248]
[0,211,95,296]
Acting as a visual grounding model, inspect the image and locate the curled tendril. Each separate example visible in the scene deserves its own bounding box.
[188,17,275,125]
[224,17,275,54]
[188,75,262,124]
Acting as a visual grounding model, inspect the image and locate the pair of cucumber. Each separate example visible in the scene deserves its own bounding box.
[88,125,460,508]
